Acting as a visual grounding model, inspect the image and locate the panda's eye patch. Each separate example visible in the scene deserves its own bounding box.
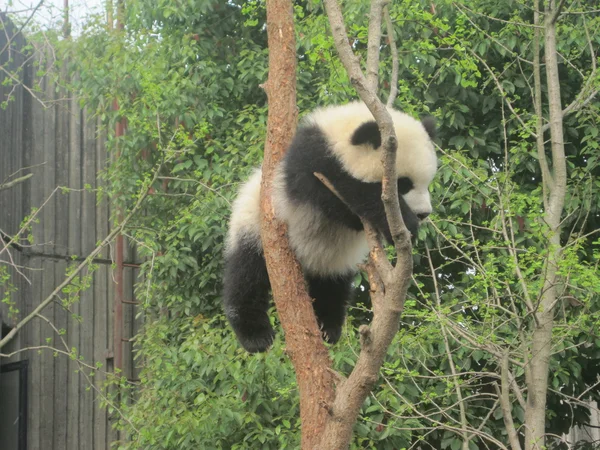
[397,177,413,195]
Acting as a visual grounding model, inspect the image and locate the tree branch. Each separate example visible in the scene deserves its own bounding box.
[319,0,415,447]
[365,0,388,92]
[532,3,554,204]
[0,173,32,192]
[495,353,523,450]
[524,2,568,447]
[551,0,568,24]
[426,246,469,450]
[313,172,390,275]
[384,6,399,107]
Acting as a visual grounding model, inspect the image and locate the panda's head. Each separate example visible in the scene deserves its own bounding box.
[311,102,437,238]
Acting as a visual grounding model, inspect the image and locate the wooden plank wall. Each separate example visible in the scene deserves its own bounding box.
[0,13,28,364]
[0,14,138,450]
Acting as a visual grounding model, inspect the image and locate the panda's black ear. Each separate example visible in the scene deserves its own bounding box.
[421,116,437,140]
[351,121,381,149]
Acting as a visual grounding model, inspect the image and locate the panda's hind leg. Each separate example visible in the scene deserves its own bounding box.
[307,273,354,345]
[223,235,273,353]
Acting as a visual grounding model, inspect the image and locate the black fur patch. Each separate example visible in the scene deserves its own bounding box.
[307,273,354,345]
[222,234,357,352]
[222,237,273,353]
[397,177,414,195]
[350,121,381,148]
[421,116,436,140]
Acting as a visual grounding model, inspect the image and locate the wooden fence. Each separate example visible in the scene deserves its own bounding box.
[0,13,140,450]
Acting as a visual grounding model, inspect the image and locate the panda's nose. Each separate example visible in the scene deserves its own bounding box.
[417,212,430,221]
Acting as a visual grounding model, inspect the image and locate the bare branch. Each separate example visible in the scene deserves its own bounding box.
[0,173,32,192]
[551,0,568,24]
[318,0,418,447]
[561,87,599,118]
[456,3,544,29]
[495,353,523,450]
[0,184,61,260]
[561,8,600,14]
[323,0,409,249]
[454,3,535,65]
[468,48,538,138]
[384,6,399,107]
[157,176,231,205]
[426,246,469,450]
[0,0,44,55]
[365,0,389,92]
[533,3,554,205]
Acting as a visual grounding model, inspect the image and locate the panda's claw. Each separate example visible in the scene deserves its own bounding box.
[320,325,342,345]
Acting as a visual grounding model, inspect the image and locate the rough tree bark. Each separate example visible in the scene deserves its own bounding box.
[260,0,336,448]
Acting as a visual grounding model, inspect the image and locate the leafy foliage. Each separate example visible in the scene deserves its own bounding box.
[21,0,598,448]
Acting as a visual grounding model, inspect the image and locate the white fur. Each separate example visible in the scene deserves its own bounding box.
[307,102,436,216]
[225,169,262,255]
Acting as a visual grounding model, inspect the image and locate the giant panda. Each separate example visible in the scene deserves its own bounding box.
[223,102,437,353]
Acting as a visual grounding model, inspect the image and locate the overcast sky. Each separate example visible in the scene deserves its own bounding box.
[3,0,105,34]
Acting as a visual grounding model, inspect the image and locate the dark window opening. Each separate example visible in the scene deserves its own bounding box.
[1,340,28,450]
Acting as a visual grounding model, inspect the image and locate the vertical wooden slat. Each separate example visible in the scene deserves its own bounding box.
[66,92,82,450]
[20,45,34,440]
[106,240,118,446]
[94,122,109,450]
[79,108,97,450]
[118,240,132,444]
[39,259,56,450]
[122,243,133,382]
[53,61,70,450]
[0,19,28,364]
[106,133,119,447]
[39,46,57,450]
[26,43,47,450]
[27,256,42,450]
[0,17,12,328]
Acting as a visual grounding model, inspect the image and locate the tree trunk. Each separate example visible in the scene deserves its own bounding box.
[524,2,567,448]
[260,1,336,448]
